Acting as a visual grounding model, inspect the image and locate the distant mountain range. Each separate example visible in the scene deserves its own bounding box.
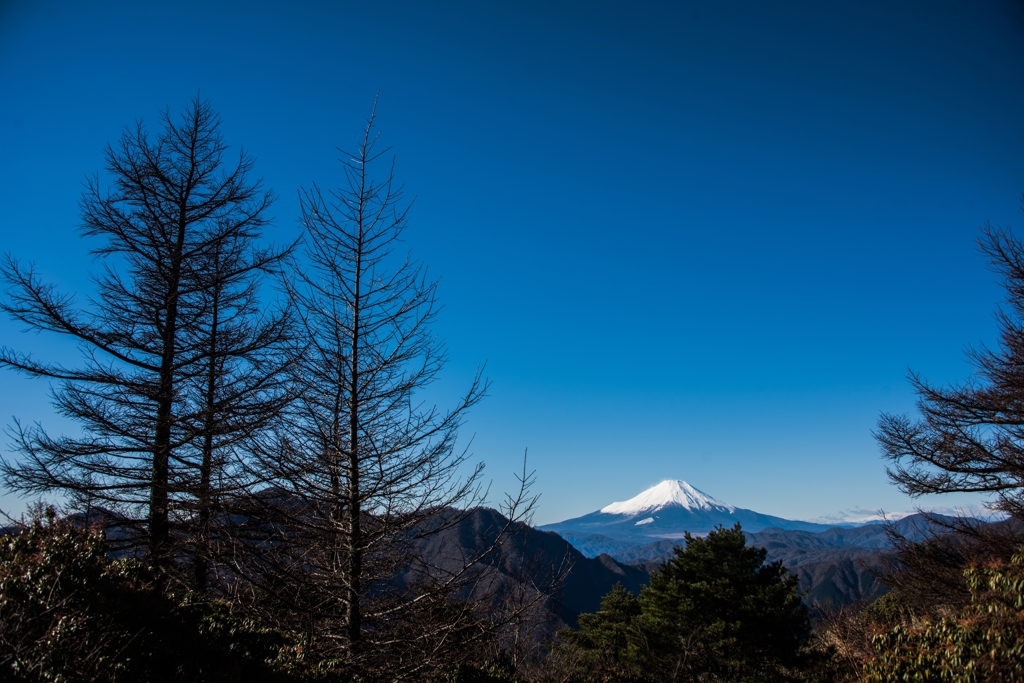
[392,482,998,627]
[17,481,983,640]
[539,480,838,553]
[393,495,985,634]
[532,479,986,609]
[599,514,956,606]
[407,506,956,636]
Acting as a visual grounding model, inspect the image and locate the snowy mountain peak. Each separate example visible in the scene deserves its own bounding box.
[600,479,735,516]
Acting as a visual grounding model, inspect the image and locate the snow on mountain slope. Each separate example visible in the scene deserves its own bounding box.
[600,479,735,515]
[539,478,838,551]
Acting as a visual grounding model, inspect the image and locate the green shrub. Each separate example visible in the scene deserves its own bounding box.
[0,508,293,682]
[864,547,1024,683]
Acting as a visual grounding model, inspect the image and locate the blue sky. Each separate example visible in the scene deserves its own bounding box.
[2,0,1024,524]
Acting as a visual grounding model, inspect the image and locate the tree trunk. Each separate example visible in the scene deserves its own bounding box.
[151,216,186,575]
[194,285,221,593]
[346,229,363,652]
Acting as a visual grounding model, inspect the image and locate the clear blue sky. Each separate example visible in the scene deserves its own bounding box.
[2,0,1023,525]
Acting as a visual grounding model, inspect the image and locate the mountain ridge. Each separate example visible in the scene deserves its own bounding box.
[540,479,838,549]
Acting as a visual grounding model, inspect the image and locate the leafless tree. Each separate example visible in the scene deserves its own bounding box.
[876,217,1024,519]
[236,104,539,677]
[178,232,294,593]
[0,98,287,582]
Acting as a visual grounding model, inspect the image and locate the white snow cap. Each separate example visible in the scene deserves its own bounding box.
[600,479,734,515]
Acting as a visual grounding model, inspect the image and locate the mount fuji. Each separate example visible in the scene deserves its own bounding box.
[540,480,836,549]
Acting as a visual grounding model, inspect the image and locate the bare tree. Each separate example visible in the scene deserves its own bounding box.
[179,233,294,593]
[876,217,1024,519]
[238,105,537,676]
[0,98,285,580]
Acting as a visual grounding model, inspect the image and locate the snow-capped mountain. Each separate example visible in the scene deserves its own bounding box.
[599,479,735,515]
[540,479,835,548]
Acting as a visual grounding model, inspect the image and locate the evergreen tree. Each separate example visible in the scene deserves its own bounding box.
[636,524,809,682]
[557,524,809,683]
[558,584,643,682]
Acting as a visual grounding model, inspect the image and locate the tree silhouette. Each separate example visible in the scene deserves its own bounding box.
[0,98,285,580]
[238,105,535,676]
[877,218,1024,518]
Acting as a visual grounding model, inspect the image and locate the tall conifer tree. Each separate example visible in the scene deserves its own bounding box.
[239,106,535,676]
[0,99,284,579]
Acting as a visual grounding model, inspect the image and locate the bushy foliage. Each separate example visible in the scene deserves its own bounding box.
[0,508,146,681]
[0,508,292,682]
[433,657,522,683]
[863,547,1024,683]
[552,524,810,683]
[803,592,918,683]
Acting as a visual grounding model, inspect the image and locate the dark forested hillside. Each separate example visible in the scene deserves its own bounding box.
[551,514,978,609]
[406,510,969,628]
[405,507,650,635]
